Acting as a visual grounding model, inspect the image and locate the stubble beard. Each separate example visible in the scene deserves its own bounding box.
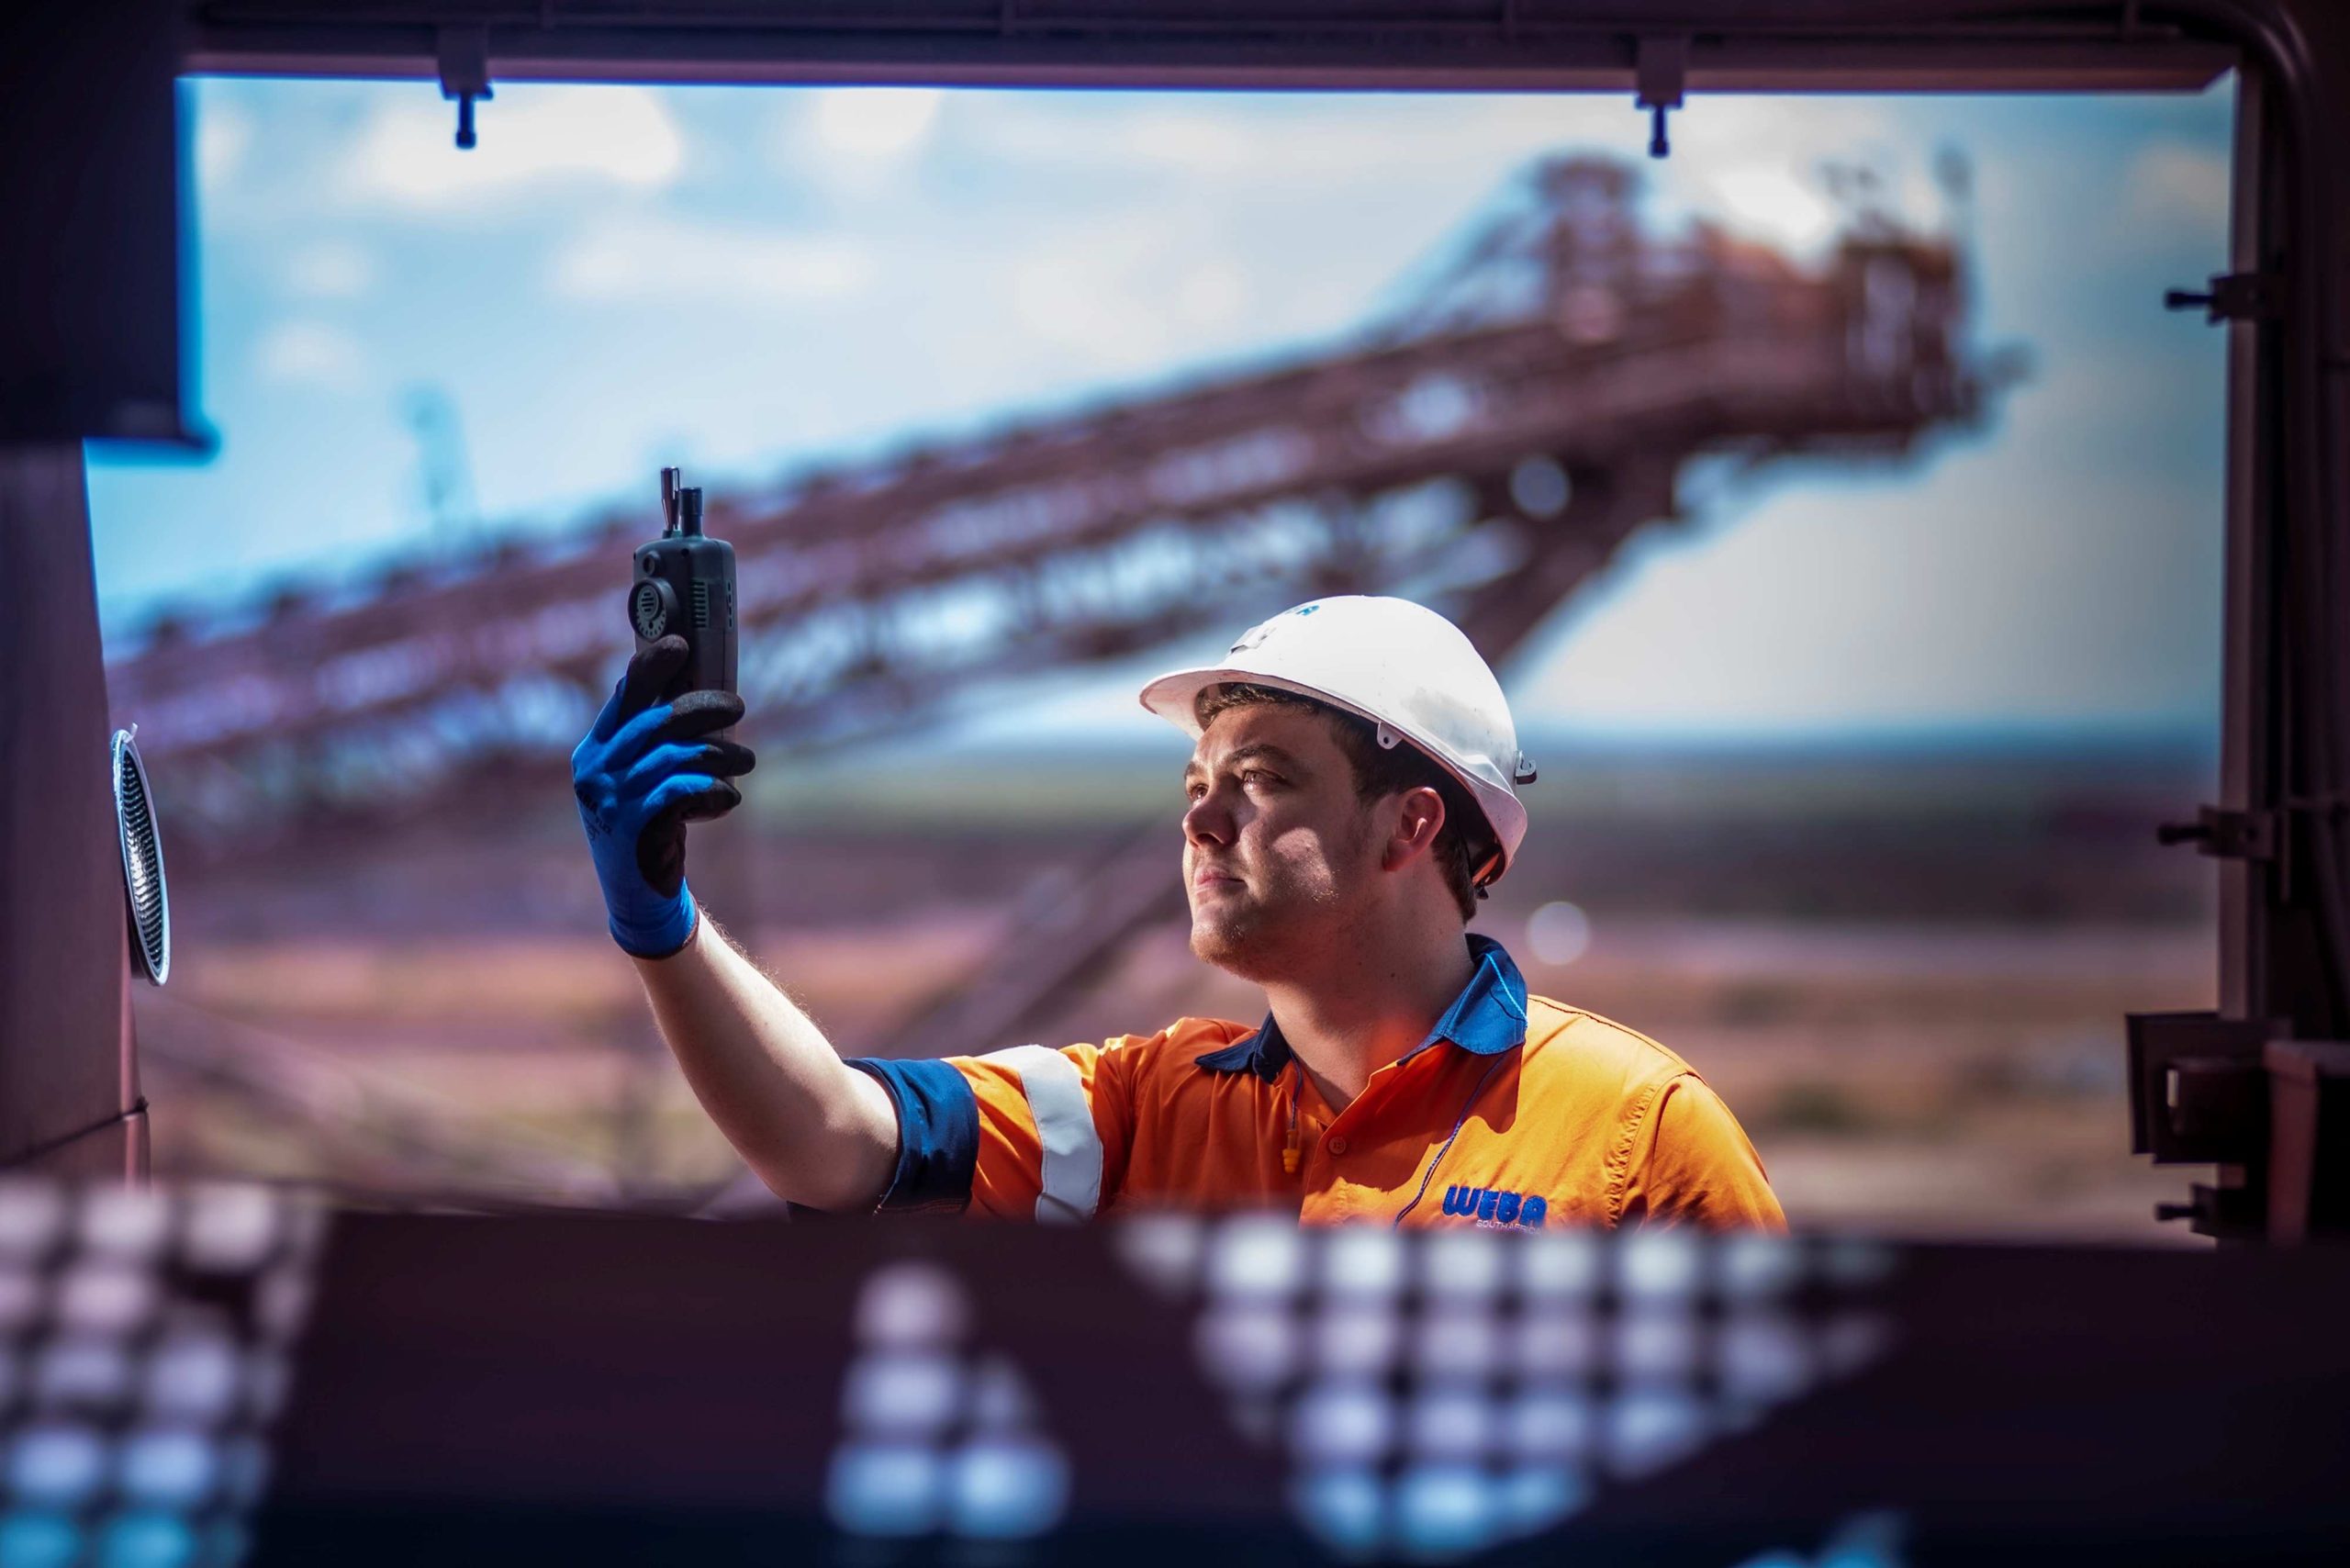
[1187,830,1368,984]
[1189,889,1281,980]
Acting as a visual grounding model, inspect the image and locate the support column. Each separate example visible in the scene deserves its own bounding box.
[0,445,141,1176]
[1456,455,1678,669]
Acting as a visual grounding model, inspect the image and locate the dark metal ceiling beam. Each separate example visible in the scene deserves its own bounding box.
[185,3,2232,90]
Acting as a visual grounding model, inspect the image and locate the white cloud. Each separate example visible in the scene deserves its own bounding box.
[196,101,253,188]
[948,95,1913,315]
[766,88,946,200]
[963,95,1571,182]
[1687,101,1902,168]
[1698,163,1841,254]
[1011,249,1166,371]
[284,240,380,298]
[1519,454,2218,735]
[253,320,370,391]
[1177,260,1249,330]
[2125,140,2230,231]
[1003,209,1267,373]
[342,84,682,210]
[971,97,1909,382]
[1117,109,1266,176]
[814,88,944,158]
[550,218,869,305]
[1641,103,1925,257]
[957,93,1893,196]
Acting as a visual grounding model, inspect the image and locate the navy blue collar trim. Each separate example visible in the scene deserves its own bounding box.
[1192,1025,1291,1082]
[1192,934,1530,1080]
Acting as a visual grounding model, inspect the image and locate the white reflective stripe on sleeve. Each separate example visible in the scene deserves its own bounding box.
[986,1044,1102,1224]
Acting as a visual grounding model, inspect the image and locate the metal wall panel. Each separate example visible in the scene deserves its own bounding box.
[0,446,140,1171]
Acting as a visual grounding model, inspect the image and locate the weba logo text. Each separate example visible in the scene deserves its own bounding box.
[1439,1185,1548,1227]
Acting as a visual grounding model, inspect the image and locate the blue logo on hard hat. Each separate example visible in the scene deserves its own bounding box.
[1231,601,1321,655]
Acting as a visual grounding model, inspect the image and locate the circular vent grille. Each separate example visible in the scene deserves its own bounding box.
[632,578,669,640]
[112,728,170,986]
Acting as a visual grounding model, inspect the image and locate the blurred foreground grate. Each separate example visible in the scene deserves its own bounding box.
[1120,1217,1891,1560]
[0,1183,325,1568]
[5,1187,2344,1565]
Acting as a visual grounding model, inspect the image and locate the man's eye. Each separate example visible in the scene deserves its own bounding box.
[1186,783,1207,801]
[1241,768,1277,787]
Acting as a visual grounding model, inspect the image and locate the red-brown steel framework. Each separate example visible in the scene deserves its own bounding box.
[96,151,1996,1199]
[108,159,1985,848]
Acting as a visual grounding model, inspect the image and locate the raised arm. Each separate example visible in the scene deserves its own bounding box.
[633,914,897,1212]
[572,636,895,1211]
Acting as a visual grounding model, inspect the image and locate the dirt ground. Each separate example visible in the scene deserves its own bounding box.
[140,909,2213,1239]
[138,744,2222,1240]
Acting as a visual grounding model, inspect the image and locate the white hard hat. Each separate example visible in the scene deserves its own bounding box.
[1137,596,1535,882]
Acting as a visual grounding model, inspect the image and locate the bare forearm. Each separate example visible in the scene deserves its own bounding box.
[632,913,898,1211]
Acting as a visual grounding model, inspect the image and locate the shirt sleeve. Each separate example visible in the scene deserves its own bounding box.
[847,1038,1141,1221]
[1617,1074,1787,1231]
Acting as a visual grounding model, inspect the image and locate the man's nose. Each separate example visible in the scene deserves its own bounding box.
[1183,788,1232,847]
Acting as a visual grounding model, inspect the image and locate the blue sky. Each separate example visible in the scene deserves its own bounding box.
[87,76,2234,745]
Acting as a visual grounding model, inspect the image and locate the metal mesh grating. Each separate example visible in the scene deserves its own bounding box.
[826,1261,1069,1540]
[0,1182,328,1567]
[1116,1219,1895,1562]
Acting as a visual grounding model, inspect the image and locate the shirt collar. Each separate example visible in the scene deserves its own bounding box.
[1192,933,1530,1080]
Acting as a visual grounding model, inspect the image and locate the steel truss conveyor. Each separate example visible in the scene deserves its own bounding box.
[107,159,1993,840]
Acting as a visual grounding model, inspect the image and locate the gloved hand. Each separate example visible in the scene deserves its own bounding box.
[572,635,755,958]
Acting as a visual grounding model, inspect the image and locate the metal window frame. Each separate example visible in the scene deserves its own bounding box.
[173,0,2346,1020]
[12,4,2347,1227]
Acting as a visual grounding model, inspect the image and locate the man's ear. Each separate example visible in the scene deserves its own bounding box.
[1383,786,1448,870]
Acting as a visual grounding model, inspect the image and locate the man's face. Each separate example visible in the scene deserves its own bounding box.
[1181,702,1381,979]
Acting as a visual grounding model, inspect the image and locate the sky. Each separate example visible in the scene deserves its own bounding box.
[85,75,2235,747]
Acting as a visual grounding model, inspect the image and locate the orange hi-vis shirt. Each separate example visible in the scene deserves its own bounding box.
[847,935,1784,1230]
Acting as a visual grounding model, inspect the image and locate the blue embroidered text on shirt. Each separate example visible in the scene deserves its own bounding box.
[1439,1184,1548,1228]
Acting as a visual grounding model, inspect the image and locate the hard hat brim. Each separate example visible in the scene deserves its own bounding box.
[1137,663,1528,879]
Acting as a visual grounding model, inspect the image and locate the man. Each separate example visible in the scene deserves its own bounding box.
[572,596,1783,1228]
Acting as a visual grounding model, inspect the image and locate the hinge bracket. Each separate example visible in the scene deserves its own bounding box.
[437,27,493,151]
[2164,271,2286,323]
[2156,804,2277,861]
[1634,36,1688,160]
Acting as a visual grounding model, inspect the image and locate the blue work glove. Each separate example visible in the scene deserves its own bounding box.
[571,635,755,958]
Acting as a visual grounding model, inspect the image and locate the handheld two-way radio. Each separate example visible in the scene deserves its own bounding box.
[627,466,738,711]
